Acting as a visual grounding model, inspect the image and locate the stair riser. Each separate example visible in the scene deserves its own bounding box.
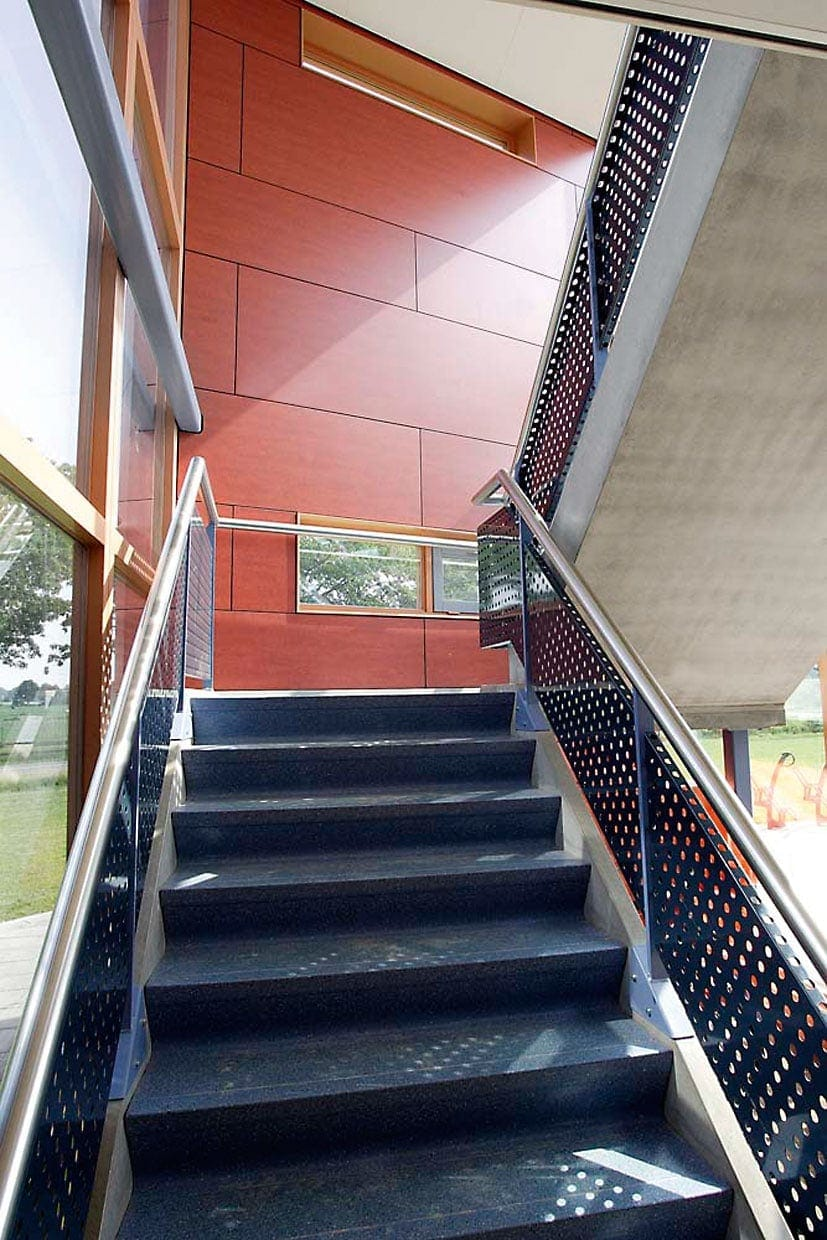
[160,869,590,936]
[126,1053,671,1173]
[146,948,625,1036]
[183,742,535,798]
[192,694,515,745]
[436,1193,733,1240]
[399,1194,733,1240]
[172,802,560,861]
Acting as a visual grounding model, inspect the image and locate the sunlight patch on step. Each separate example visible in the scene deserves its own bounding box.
[574,1148,719,1197]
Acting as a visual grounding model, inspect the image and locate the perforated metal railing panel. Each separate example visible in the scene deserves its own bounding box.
[644,738,827,1239]
[593,30,708,345]
[10,556,187,1238]
[517,234,595,520]
[477,506,827,1238]
[523,544,644,912]
[184,518,213,682]
[16,784,133,1237]
[514,27,708,527]
[477,507,524,660]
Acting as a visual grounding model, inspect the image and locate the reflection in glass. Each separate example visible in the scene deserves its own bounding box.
[139,0,178,148]
[0,485,74,930]
[747,667,826,830]
[433,545,478,614]
[119,286,159,565]
[299,536,421,610]
[133,110,170,255]
[0,0,94,475]
[112,575,147,698]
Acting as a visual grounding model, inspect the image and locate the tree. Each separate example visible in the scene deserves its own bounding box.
[298,536,420,609]
[12,678,40,707]
[0,488,73,672]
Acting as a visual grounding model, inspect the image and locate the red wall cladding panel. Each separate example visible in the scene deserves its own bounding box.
[186,160,416,308]
[242,49,578,278]
[214,502,233,611]
[182,252,237,392]
[215,611,426,690]
[421,433,515,532]
[179,390,422,524]
[231,506,297,613]
[192,0,299,62]
[185,3,594,691]
[188,24,242,171]
[415,236,558,345]
[425,621,509,688]
[236,267,538,442]
[535,120,595,186]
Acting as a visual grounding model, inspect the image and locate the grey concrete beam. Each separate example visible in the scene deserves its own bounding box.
[501,1,827,56]
[550,39,762,561]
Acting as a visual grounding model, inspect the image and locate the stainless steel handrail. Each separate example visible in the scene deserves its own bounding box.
[511,24,638,469]
[474,469,827,982]
[0,457,217,1232]
[222,518,476,550]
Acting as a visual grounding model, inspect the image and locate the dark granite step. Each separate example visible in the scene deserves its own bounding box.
[191,690,515,746]
[145,913,625,1035]
[120,1115,732,1239]
[182,736,536,799]
[159,845,589,933]
[126,1004,670,1171]
[172,787,560,860]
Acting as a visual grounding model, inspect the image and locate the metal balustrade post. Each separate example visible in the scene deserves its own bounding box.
[627,689,692,1036]
[178,527,192,712]
[513,517,550,732]
[110,725,149,1099]
[205,518,217,692]
[631,690,662,980]
[584,200,608,386]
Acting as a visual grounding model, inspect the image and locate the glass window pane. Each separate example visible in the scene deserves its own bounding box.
[133,110,170,256]
[299,535,420,610]
[0,485,74,939]
[433,545,479,614]
[750,668,826,831]
[0,0,95,478]
[139,0,177,148]
[119,285,159,565]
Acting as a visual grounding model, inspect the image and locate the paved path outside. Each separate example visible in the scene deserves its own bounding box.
[0,911,50,1080]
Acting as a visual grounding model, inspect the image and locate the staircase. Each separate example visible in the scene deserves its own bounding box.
[119,689,732,1238]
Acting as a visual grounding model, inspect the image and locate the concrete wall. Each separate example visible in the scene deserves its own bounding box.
[180,0,592,690]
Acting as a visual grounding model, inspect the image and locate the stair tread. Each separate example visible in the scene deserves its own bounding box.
[149,913,620,989]
[121,1116,731,1239]
[186,736,533,754]
[174,786,558,819]
[129,1003,664,1118]
[162,842,577,897]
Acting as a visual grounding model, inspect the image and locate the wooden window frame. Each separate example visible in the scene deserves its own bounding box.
[295,513,478,621]
[301,9,538,162]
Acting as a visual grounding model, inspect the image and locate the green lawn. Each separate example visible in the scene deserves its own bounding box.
[0,702,69,766]
[0,781,67,921]
[697,728,825,775]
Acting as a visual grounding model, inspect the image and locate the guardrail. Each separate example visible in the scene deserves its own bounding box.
[476,468,827,1239]
[514,27,709,521]
[0,457,217,1236]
